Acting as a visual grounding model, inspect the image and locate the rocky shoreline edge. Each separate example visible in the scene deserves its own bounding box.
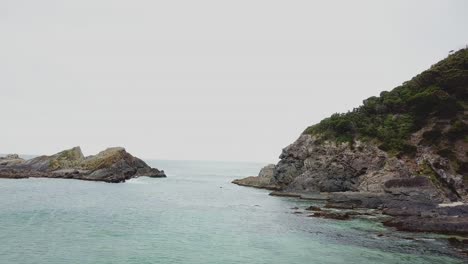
[0,147,166,183]
[232,49,468,255]
[233,164,468,255]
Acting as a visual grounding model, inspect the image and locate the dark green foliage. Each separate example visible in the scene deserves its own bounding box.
[304,48,468,154]
[437,148,456,159]
[436,148,452,157]
[446,120,468,141]
[421,129,443,145]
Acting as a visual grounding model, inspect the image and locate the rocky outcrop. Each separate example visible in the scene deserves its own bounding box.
[267,49,467,203]
[384,216,468,235]
[233,48,468,235]
[272,132,466,200]
[265,133,468,234]
[274,135,415,193]
[0,154,25,166]
[232,164,280,190]
[0,147,166,183]
[383,204,468,235]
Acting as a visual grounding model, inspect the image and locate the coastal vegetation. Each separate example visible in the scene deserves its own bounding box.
[304,48,468,175]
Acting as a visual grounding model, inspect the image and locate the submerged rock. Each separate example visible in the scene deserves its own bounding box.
[308,211,351,220]
[305,206,322,211]
[0,147,165,183]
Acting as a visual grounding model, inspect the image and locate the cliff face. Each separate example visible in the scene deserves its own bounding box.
[274,133,462,202]
[0,147,166,183]
[274,48,468,202]
[275,135,410,192]
[234,48,467,204]
[231,48,468,235]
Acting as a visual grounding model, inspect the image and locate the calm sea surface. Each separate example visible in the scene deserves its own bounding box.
[0,160,464,264]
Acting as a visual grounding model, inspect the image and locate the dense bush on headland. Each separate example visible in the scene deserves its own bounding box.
[304,48,468,161]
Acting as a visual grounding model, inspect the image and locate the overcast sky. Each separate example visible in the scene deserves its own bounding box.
[1,0,467,162]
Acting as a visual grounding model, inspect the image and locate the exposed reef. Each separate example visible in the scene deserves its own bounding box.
[0,147,166,183]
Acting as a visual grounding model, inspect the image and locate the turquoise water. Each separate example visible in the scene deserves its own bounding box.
[0,160,464,264]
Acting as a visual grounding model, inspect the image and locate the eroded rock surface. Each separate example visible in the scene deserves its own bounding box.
[232,133,467,234]
[232,48,468,236]
[274,135,415,193]
[0,147,165,183]
[232,164,280,190]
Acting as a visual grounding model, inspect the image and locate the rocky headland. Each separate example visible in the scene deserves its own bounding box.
[0,147,166,183]
[232,164,280,190]
[233,48,468,236]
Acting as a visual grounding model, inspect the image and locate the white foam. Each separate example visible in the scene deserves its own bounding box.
[438,202,464,207]
[126,177,149,184]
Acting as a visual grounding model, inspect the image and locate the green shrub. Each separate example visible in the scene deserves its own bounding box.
[446,120,468,141]
[421,129,443,145]
[303,48,468,154]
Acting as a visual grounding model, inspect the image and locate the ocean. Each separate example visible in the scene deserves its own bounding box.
[0,160,463,264]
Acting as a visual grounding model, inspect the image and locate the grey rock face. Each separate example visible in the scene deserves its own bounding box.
[271,133,466,203]
[417,151,466,201]
[258,164,275,178]
[383,176,445,203]
[0,154,25,166]
[383,215,468,235]
[0,147,166,183]
[323,191,468,235]
[259,133,468,235]
[232,164,280,190]
[274,134,411,193]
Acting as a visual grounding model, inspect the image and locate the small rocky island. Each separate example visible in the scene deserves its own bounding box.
[0,147,165,183]
[234,48,468,236]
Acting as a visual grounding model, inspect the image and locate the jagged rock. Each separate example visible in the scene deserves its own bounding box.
[417,152,466,201]
[383,176,445,202]
[0,147,165,183]
[232,164,280,190]
[258,164,276,178]
[273,135,412,193]
[0,154,25,166]
[383,216,468,235]
[26,146,85,171]
[325,192,389,209]
[265,122,467,235]
[230,48,468,235]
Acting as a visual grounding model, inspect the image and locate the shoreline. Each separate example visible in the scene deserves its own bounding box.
[233,181,468,236]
